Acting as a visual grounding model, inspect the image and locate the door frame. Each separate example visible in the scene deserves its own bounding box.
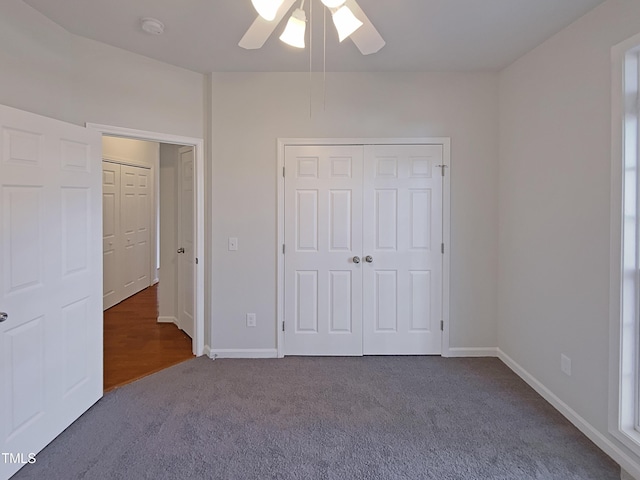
[88,123,205,357]
[276,137,451,358]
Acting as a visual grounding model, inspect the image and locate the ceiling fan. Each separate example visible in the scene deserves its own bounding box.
[239,0,385,55]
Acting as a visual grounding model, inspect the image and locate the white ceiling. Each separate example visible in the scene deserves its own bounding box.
[22,0,605,73]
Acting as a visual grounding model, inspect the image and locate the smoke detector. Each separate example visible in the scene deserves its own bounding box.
[141,17,165,35]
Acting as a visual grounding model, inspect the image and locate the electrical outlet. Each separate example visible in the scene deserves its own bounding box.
[246,313,256,327]
[561,354,571,376]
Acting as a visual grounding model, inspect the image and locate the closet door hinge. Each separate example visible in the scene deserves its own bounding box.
[441,243,445,254]
[440,320,444,331]
[282,321,285,332]
[436,164,447,177]
[282,244,285,254]
[195,258,199,264]
[283,166,285,177]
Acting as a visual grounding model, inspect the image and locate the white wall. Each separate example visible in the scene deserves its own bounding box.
[0,1,203,138]
[210,72,499,352]
[498,0,640,470]
[103,137,160,167]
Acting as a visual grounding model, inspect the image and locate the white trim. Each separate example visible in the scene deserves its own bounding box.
[276,137,451,358]
[209,349,278,359]
[203,345,213,358]
[440,139,452,357]
[498,349,640,479]
[158,316,178,325]
[446,347,498,358]
[87,123,205,358]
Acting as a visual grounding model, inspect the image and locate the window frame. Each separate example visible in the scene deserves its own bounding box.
[610,33,640,455]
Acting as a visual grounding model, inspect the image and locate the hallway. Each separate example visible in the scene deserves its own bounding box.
[103,284,194,391]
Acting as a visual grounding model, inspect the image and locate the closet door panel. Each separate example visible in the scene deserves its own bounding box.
[102,162,121,310]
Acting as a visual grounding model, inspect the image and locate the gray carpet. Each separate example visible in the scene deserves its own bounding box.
[12,356,619,479]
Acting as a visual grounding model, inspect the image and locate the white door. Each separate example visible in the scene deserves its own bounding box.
[177,147,195,339]
[120,165,151,299]
[102,162,121,310]
[362,145,443,354]
[0,104,103,480]
[283,143,443,356]
[284,145,364,355]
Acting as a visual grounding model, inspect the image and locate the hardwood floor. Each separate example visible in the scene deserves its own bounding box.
[103,284,194,392]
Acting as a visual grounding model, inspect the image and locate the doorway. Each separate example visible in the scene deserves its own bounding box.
[90,123,205,377]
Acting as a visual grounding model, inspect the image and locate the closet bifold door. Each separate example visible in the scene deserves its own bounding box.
[119,164,151,300]
[103,161,122,310]
[102,162,151,310]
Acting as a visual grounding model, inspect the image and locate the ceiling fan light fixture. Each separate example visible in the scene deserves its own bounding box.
[320,0,346,8]
[279,8,307,48]
[251,0,285,21]
[331,6,363,42]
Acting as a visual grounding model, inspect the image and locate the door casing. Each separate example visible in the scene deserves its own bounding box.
[277,137,451,358]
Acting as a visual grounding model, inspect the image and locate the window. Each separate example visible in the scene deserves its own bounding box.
[611,34,640,455]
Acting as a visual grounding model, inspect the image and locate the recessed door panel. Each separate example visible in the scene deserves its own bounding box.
[4,186,43,294]
[410,189,431,250]
[296,271,318,333]
[375,271,397,332]
[62,187,89,276]
[5,316,45,438]
[375,189,398,251]
[62,298,89,395]
[296,190,318,252]
[329,271,352,333]
[329,190,352,251]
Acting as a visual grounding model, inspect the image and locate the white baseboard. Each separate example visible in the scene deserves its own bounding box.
[209,348,278,359]
[157,316,178,325]
[497,348,640,480]
[203,345,213,358]
[446,347,498,357]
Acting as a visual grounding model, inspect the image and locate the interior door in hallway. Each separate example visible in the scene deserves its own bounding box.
[362,145,443,355]
[284,145,364,355]
[177,147,195,339]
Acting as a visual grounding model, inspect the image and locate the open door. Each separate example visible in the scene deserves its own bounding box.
[177,146,195,341]
[0,105,103,480]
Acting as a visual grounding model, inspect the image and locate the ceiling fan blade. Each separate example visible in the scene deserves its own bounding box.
[239,0,297,50]
[345,0,385,55]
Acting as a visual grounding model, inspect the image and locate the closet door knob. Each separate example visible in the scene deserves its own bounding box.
[0,312,8,323]
[365,256,373,263]
[352,256,361,264]
[177,247,185,254]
